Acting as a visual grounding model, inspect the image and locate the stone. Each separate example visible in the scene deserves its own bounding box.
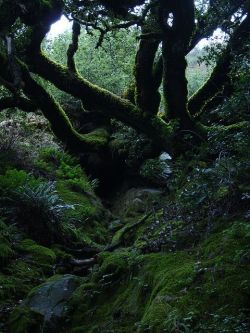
[112,187,163,217]
[159,152,172,161]
[23,274,81,332]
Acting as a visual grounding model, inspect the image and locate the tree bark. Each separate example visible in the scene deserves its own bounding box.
[0,52,109,153]
[25,50,173,149]
[134,10,161,115]
[161,0,196,129]
[0,96,37,113]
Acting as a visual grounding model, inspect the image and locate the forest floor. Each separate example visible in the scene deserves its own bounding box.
[0,111,249,333]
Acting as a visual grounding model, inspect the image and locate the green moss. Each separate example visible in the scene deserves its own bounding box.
[17,239,56,265]
[0,259,46,304]
[0,169,40,195]
[8,306,44,333]
[55,180,110,246]
[95,250,137,279]
[0,274,17,301]
[68,220,250,332]
[79,128,109,148]
[7,261,42,291]
[56,180,97,219]
[0,236,14,264]
[0,220,53,308]
[51,246,73,262]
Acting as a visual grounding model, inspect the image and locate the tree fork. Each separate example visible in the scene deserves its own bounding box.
[25,50,173,150]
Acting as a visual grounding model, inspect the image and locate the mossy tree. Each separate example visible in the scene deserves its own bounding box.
[0,0,249,156]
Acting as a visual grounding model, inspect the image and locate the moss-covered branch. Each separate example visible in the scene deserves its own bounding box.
[1,0,175,151]
[188,13,250,115]
[0,51,109,153]
[24,49,173,149]
[189,0,245,52]
[0,96,37,113]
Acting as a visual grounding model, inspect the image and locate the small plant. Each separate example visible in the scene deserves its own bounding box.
[35,147,88,181]
[140,158,172,185]
[163,309,191,332]
[0,169,39,195]
[9,182,74,244]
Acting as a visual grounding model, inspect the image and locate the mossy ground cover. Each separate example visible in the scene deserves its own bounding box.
[1,108,249,332]
[0,220,56,330]
[0,139,111,331]
[1,156,249,333]
[68,219,250,333]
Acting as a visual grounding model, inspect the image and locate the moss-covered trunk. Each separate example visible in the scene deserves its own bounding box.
[160,0,196,130]
[162,39,193,128]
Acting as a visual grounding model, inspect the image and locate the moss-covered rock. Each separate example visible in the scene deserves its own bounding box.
[111,187,163,218]
[10,275,81,333]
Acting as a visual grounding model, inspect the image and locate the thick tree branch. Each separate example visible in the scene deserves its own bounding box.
[13,2,174,150]
[0,96,37,113]
[190,0,246,51]
[188,13,250,115]
[25,50,173,149]
[0,51,109,153]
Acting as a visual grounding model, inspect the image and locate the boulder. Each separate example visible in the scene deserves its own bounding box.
[112,187,163,217]
[10,274,81,333]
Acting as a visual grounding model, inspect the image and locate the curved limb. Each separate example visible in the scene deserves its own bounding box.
[188,13,250,115]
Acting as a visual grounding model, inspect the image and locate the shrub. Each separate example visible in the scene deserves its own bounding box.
[8,182,75,244]
[0,112,58,172]
[0,169,39,195]
[140,158,172,185]
[35,147,88,181]
[110,120,152,167]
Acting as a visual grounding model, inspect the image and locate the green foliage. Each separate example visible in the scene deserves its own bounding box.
[44,28,138,97]
[0,169,39,195]
[8,181,74,244]
[0,219,14,264]
[35,147,79,176]
[110,121,152,167]
[8,306,44,333]
[17,239,56,265]
[140,158,171,185]
[35,147,95,191]
[186,47,212,96]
